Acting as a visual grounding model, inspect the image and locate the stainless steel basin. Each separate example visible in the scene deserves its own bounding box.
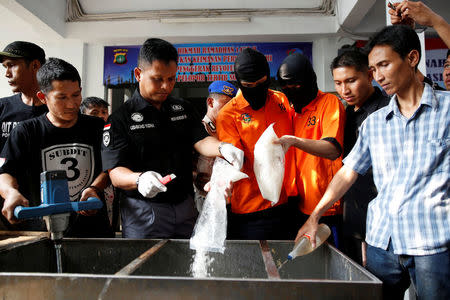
[0,238,382,299]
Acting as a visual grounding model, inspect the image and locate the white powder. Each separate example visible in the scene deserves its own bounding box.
[191,250,215,278]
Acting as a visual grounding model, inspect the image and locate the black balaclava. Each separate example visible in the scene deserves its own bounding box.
[277,53,318,113]
[234,48,271,110]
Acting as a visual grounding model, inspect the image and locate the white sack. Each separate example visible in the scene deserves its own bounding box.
[254,123,285,205]
[190,157,248,254]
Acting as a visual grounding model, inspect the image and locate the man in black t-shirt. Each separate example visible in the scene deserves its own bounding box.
[0,58,112,237]
[331,50,390,265]
[102,38,243,239]
[0,41,48,151]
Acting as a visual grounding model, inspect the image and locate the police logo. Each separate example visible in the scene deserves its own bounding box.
[103,132,110,147]
[171,104,184,112]
[41,143,94,201]
[113,53,127,65]
[131,113,144,122]
[241,113,252,123]
[222,86,234,96]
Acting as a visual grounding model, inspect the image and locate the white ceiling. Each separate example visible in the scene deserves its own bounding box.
[0,0,448,45]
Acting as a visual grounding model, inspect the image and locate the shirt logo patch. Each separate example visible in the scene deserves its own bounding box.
[171,104,184,112]
[171,115,187,121]
[41,143,94,201]
[131,113,144,122]
[103,132,110,147]
[104,124,111,131]
[130,123,155,130]
[241,113,252,123]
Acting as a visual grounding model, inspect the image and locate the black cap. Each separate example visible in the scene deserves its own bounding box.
[0,41,45,64]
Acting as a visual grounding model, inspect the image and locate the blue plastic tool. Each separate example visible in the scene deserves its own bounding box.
[14,170,103,219]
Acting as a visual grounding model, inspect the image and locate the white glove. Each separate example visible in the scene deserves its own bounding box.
[137,171,167,198]
[219,142,244,170]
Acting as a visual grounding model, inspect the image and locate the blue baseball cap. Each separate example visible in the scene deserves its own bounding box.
[208,81,237,98]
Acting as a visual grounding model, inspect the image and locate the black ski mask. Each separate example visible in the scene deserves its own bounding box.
[234,48,271,110]
[277,53,318,113]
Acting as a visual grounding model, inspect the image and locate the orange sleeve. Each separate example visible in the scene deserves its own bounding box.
[216,104,244,151]
[319,94,346,149]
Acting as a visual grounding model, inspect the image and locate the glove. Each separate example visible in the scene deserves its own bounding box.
[137,171,167,198]
[219,142,244,170]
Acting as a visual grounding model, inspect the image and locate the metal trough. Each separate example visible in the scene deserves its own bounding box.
[0,237,381,300]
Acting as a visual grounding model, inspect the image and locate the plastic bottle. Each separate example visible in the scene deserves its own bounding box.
[287,223,331,260]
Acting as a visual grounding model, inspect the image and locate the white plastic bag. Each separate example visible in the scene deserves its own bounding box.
[254,123,285,205]
[190,157,248,254]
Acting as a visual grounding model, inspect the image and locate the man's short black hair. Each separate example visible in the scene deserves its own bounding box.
[37,57,81,94]
[330,49,369,73]
[364,25,421,69]
[80,97,109,113]
[138,38,178,68]
[447,49,450,58]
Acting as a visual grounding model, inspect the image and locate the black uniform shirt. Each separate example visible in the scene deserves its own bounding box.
[343,87,390,238]
[0,114,112,236]
[0,93,48,151]
[102,89,208,203]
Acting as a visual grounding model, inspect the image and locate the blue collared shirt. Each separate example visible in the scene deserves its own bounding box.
[343,83,449,255]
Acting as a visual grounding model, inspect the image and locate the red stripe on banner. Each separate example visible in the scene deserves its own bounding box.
[426,38,447,50]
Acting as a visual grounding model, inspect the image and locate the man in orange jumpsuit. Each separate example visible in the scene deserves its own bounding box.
[276,53,346,247]
[216,48,296,240]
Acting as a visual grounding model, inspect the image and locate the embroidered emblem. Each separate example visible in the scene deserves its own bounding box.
[241,113,252,123]
[171,104,184,112]
[103,132,110,147]
[131,113,144,122]
[104,124,111,131]
[222,86,234,96]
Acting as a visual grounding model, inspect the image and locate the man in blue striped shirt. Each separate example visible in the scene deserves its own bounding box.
[297,25,449,300]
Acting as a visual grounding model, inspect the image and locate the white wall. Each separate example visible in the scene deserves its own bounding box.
[0,39,88,98]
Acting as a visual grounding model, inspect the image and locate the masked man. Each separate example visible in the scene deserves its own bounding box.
[216,48,296,240]
[276,53,346,247]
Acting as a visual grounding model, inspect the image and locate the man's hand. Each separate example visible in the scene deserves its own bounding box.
[273,135,296,153]
[389,1,439,28]
[79,186,101,216]
[204,180,233,204]
[295,216,320,248]
[137,171,167,198]
[219,143,244,170]
[1,189,29,224]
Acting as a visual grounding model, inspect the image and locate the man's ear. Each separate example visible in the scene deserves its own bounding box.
[407,49,420,69]
[36,91,47,104]
[207,97,215,108]
[134,67,141,82]
[30,59,41,73]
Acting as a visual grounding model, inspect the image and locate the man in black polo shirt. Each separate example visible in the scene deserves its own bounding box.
[0,41,48,151]
[102,38,243,239]
[331,50,389,265]
[0,41,48,229]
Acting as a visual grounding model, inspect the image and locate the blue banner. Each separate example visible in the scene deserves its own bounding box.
[103,42,312,86]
